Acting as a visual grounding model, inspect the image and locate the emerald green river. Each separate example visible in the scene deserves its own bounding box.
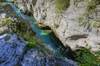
[5,0,77,61]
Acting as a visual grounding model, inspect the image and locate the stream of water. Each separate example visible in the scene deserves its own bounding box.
[5,0,77,61]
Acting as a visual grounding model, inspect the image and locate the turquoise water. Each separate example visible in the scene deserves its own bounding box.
[5,0,77,61]
[5,1,100,65]
[5,0,63,56]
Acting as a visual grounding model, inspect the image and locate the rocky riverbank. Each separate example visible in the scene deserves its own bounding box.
[8,0,100,52]
[0,2,77,66]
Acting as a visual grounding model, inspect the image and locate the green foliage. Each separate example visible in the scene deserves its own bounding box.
[81,21,87,26]
[77,43,100,66]
[0,3,7,7]
[86,1,96,12]
[55,0,70,12]
[54,23,59,28]
[21,30,53,54]
[86,0,100,12]
[79,17,84,26]
[78,0,100,28]
[96,19,100,22]
[3,29,10,34]
[1,18,12,26]
[22,31,37,48]
[93,21,100,28]
[95,0,100,4]
[80,18,83,23]
[13,0,17,2]
[0,0,3,2]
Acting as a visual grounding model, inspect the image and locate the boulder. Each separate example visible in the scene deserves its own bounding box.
[0,7,8,19]
[21,48,77,66]
[0,34,27,66]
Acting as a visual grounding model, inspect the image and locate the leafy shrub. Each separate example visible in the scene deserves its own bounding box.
[0,0,3,2]
[94,0,100,4]
[1,18,12,26]
[54,0,70,12]
[0,2,7,8]
[86,1,96,12]
[76,43,100,66]
[86,0,100,12]
[54,23,59,28]
[22,31,37,48]
[3,29,10,34]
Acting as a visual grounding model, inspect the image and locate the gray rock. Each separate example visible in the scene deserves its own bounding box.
[21,48,76,66]
[0,26,8,35]
[7,0,14,2]
[0,34,27,66]
[0,3,78,66]
[11,0,100,52]
[0,7,8,19]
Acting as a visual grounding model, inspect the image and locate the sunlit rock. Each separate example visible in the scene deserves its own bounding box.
[0,34,27,66]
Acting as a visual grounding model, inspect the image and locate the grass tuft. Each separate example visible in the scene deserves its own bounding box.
[55,0,70,13]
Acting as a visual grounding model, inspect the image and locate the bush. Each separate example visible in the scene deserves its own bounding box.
[54,23,59,28]
[1,18,12,26]
[94,0,100,4]
[86,0,100,12]
[0,0,3,2]
[76,44,100,66]
[86,1,96,12]
[23,32,37,48]
[55,0,70,12]
[22,31,53,54]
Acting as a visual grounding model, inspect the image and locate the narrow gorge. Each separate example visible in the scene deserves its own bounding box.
[0,0,100,66]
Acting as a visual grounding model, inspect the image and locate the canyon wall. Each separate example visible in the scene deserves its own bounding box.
[0,3,78,65]
[8,0,100,52]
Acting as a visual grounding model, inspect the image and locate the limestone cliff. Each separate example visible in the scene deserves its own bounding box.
[9,0,100,52]
[0,2,78,66]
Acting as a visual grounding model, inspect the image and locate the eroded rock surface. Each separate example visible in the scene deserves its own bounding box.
[0,3,78,66]
[21,48,77,66]
[0,7,8,19]
[0,34,77,66]
[10,0,100,52]
[0,34,27,66]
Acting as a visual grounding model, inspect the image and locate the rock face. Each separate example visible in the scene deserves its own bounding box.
[11,0,100,52]
[0,6,8,19]
[0,34,77,66]
[0,3,77,66]
[21,48,77,66]
[0,34,76,66]
[0,34,27,66]
[3,4,36,35]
